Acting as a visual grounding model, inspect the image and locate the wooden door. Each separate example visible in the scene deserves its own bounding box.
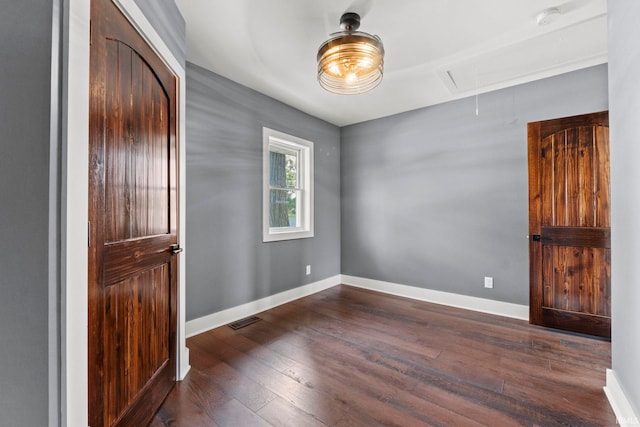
[88,0,179,425]
[528,111,610,338]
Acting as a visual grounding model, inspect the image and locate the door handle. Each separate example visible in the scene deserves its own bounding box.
[531,234,541,242]
[170,244,183,255]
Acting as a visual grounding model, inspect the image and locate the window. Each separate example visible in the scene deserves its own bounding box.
[263,127,314,242]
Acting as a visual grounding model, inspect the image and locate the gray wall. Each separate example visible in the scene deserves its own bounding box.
[134,0,186,65]
[185,63,341,321]
[608,0,640,416]
[0,1,55,426]
[341,64,608,305]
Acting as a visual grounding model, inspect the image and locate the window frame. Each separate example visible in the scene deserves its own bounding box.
[262,127,314,242]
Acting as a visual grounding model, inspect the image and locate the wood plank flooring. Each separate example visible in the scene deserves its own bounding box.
[150,285,616,426]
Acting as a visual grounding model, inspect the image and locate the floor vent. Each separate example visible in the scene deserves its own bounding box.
[228,316,262,330]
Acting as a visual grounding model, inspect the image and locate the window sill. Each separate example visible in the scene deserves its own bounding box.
[263,229,314,242]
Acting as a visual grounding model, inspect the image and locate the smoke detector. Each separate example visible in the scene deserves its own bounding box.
[537,7,561,26]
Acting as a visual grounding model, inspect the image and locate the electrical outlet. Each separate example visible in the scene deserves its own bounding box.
[306,265,311,275]
[484,276,493,289]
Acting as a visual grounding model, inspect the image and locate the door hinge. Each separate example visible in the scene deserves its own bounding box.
[89,20,92,45]
[88,221,91,247]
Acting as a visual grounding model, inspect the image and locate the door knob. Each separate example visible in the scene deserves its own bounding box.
[170,244,183,255]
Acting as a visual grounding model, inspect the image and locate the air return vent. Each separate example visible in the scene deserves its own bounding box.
[228,316,262,330]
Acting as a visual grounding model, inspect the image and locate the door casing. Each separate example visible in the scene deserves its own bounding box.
[62,1,189,424]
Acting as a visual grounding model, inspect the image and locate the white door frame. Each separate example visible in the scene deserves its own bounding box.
[62,1,188,425]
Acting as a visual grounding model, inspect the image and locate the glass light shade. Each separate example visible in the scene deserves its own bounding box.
[317,31,385,95]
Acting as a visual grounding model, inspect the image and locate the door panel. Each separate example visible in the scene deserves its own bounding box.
[89,0,178,425]
[104,40,170,242]
[102,265,170,423]
[528,111,610,338]
[542,244,610,315]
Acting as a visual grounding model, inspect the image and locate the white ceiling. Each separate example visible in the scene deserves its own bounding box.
[175,0,607,127]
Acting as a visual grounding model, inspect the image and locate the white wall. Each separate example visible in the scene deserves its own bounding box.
[607,0,640,420]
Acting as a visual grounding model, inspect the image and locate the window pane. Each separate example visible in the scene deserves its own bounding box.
[269,189,298,228]
[285,153,297,188]
[269,150,297,188]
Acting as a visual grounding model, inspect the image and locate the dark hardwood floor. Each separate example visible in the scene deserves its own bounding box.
[150,285,616,426]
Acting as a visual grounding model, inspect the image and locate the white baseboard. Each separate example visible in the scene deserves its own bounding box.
[604,369,640,426]
[186,274,530,338]
[179,347,191,380]
[340,275,529,321]
[186,275,342,337]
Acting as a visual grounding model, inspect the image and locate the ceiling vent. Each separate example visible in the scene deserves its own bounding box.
[438,15,607,95]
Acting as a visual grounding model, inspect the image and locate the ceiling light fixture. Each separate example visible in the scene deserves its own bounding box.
[317,12,385,95]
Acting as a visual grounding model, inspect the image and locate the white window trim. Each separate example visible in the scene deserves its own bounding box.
[263,127,314,242]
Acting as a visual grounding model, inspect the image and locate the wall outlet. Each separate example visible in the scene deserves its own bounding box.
[484,276,494,289]
[306,265,311,275]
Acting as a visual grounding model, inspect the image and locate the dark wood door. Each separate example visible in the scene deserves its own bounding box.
[528,111,610,338]
[88,0,179,425]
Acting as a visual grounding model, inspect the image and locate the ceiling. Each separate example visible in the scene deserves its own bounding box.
[175,0,607,127]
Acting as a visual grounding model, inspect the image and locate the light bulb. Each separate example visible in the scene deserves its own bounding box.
[329,63,341,76]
